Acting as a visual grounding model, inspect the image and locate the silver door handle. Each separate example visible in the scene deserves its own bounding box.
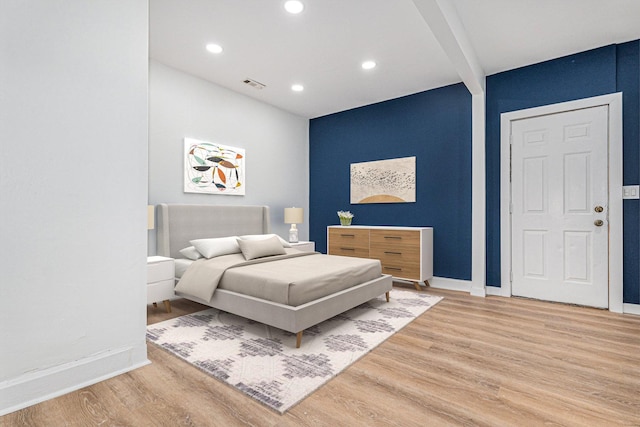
[594,220,604,227]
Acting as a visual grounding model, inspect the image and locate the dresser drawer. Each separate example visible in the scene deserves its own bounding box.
[370,229,420,249]
[379,259,421,281]
[330,246,371,258]
[328,228,369,258]
[370,231,421,262]
[372,247,420,266]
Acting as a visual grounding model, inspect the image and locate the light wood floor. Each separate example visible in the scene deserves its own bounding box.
[3,285,640,426]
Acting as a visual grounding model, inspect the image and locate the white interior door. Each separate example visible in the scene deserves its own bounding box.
[510,105,609,308]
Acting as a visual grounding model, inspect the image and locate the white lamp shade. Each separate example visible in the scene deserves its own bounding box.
[284,207,303,224]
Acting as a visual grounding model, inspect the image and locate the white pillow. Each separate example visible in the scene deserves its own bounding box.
[237,236,286,260]
[179,246,203,261]
[190,236,241,259]
[238,233,292,248]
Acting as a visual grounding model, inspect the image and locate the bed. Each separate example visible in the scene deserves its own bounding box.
[156,203,393,348]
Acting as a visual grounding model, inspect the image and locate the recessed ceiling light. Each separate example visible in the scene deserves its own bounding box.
[291,84,304,92]
[284,1,304,14]
[205,43,223,54]
[362,60,376,70]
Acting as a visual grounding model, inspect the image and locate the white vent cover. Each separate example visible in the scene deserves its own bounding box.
[243,78,266,90]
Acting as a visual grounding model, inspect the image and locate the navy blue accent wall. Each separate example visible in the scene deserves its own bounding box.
[309,83,472,280]
[309,41,639,302]
[486,42,640,303]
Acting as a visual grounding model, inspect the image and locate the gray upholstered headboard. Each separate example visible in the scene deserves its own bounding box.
[156,204,271,259]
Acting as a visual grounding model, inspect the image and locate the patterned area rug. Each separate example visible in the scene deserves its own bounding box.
[146,289,442,413]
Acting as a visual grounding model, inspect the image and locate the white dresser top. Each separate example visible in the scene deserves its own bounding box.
[328,225,432,231]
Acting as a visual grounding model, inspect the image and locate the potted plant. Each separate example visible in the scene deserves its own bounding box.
[337,210,354,226]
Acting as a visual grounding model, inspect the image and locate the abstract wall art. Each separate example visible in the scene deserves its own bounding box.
[350,156,416,204]
[184,137,245,195]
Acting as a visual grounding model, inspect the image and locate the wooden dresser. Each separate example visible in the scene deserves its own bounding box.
[327,225,433,290]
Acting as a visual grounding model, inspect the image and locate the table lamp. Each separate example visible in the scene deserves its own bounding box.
[284,207,303,243]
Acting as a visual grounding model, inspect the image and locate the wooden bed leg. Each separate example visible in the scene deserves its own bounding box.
[413,281,422,291]
[163,300,172,313]
[296,331,303,348]
[385,291,390,302]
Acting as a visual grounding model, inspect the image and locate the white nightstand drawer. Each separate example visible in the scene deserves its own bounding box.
[147,257,174,283]
[147,279,175,304]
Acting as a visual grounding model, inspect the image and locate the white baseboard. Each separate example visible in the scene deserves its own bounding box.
[429,276,472,292]
[623,303,640,316]
[486,285,507,296]
[407,276,640,314]
[482,289,640,315]
[470,283,487,297]
[0,345,150,416]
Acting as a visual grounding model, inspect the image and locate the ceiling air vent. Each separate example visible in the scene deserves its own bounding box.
[243,78,266,90]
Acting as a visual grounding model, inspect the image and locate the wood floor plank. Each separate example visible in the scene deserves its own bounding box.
[2,289,639,426]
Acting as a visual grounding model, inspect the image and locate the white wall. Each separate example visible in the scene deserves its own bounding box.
[0,1,149,414]
[148,61,310,254]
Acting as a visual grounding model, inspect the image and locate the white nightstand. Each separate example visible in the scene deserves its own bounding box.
[147,256,175,313]
[290,241,315,252]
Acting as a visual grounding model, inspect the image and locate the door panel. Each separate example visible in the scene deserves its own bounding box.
[563,231,590,282]
[522,230,547,279]
[564,153,590,213]
[523,157,547,213]
[511,106,608,308]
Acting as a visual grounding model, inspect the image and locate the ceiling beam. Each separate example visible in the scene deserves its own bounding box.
[413,0,487,295]
[412,0,485,94]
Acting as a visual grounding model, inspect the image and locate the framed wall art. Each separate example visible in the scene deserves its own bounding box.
[184,137,245,195]
[350,156,416,204]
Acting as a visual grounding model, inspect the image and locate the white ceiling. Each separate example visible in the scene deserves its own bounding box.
[150,0,640,119]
